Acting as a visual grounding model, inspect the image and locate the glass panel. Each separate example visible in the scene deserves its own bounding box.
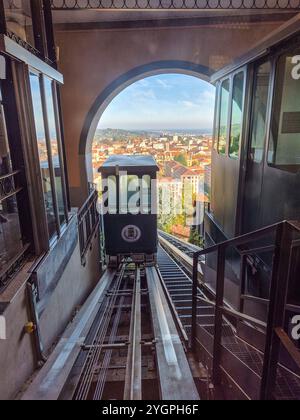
[268,53,300,169]
[44,77,66,225]
[128,175,139,214]
[29,73,57,239]
[229,72,245,159]
[4,0,34,46]
[218,79,230,155]
[108,176,117,214]
[249,61,271,163]
[141,175,151,214]
[119,174,128,214]
[119,174,140,214]
[0,195,23,272]
[213,84,220,151]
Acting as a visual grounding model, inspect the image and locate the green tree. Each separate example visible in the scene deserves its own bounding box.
[189,226,204,248]
[174,153,188,167]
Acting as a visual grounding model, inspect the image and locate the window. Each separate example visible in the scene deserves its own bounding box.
[127,175,139,214]
[249,61,271,163]
[107,176,117,214]
[3,0,34,46]
[29,72,68,241]
[218,79,230,155]
[141,175,151,214]
[213,84,220,151]
[268,53,300,170]
[119,174,127,214]
[43,77,66,225]
[229,72,245,159]
[30,72,57,239]
[0,91,24,275]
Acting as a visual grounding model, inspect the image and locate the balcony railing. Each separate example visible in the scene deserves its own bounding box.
[78,188,100,266]
[191,220,300,400]
[0,170,22,202]
[51,0,300,9]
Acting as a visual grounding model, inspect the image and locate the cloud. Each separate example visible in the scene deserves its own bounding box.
[156,78,172,89]
[132,88,157,101]
[181,100,200,109]
[98,74,216,130]
[136,79,150,88]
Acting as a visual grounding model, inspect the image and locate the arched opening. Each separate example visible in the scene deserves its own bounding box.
[90,69,215,244]
[78,60,214,193]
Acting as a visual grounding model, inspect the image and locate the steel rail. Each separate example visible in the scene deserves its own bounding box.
[50,0,300,10]
[74,265,126,400]
[93,291,127,400]
[80,270,125,399]
[123,267,142,400]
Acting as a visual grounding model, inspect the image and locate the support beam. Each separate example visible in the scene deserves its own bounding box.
[146,267,199,401]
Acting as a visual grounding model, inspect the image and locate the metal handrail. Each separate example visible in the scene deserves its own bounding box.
[51,0,300,10]
[0,169,20,182]
[191,219,300,400]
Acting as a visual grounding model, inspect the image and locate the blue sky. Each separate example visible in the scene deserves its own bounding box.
[98,74,216,131]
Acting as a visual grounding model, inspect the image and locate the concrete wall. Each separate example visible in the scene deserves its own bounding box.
[0,281,36,401]
[0,231,101,400]
[55,20,282,207]
[39,231,101,350]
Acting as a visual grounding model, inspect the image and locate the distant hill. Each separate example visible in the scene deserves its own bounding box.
[95,128,158,139]
[95,128,212,140]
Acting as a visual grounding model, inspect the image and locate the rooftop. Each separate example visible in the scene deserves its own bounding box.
[98,154,160,173]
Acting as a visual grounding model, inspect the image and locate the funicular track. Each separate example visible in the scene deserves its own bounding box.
[23,261,199,401]
[158,231,300,401]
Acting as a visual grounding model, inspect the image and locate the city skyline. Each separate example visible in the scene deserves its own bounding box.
[98,74,216,131]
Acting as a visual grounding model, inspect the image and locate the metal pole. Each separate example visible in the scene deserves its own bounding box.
[212,246,226,385]
[191,252,199,351]
[124,267,142,400]
[260,222,292,400]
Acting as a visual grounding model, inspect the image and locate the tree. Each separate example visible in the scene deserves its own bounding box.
[174,153,187,167]
[189,226,204,248]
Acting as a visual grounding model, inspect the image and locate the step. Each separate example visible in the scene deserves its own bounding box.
[180,314,215,326]
[172,295,193,301]
[237,321,266,353]
[176,306,214,316]
[169,289,192,295]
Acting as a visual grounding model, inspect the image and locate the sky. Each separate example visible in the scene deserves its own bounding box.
[98,74,216,131]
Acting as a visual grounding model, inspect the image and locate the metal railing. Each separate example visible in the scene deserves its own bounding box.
[191,220,300,400]
[78,188,100,266]
[0,170,22,202]
[51,0,300,10]
[0,243,31,293]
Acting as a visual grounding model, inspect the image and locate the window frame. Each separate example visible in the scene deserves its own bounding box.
[0,0,56,64]
[229,70,246,160]
[217,77,231,156]
[28,67,69,244]
[266,49,300,173]
[247,59,273,166]
[43,75,69,226]
[213,82,220,152]
[0,69,33,291]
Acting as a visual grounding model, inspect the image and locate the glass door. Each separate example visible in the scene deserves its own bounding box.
[243,61,272,233]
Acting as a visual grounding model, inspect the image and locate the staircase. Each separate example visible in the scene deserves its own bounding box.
[190,220,300,400]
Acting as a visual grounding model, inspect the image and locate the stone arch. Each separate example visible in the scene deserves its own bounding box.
[79,60,214,187]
